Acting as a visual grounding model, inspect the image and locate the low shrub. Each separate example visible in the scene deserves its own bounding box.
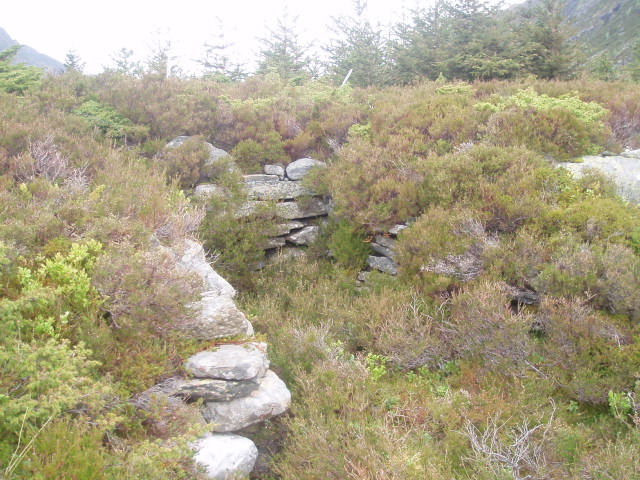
[93,242,201,339]
[481,88,609,159]
[158,136,211,189]
[326,219,371,270]
[396,206,492,288]
[198,172,279,290]
[445,282,533,372]
[231,131,288,173]
[535,298,639,405]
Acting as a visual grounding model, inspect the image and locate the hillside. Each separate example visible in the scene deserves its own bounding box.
[0,27,63,71]
[518,0,640,64]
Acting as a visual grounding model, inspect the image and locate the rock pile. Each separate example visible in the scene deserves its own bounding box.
[241,160,329,253]
[358,224,407,281]
[145,236,291,479]
[184,139,330,254]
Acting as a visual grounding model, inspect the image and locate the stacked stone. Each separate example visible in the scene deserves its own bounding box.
[146,233,292,480]
[193,154,330,256]
[359,224,408,281]
[242,159,328,252]
[179,344,290,479]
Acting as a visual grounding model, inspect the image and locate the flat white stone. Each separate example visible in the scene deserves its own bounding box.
[194,433,258,480]
[185,343,269,381]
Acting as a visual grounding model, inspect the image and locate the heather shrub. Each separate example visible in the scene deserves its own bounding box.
[199,172,279,290]
[534,239,640,319]
[369,83,483,150]
[12,419,110,480]
[231,131,288,173]
[92,242,201,339]
[535,298,639,405]
[326,219,371,270]
[543,197,640,245]
[444,282,533,371]
[157,135,211,189]
[327,136,426,229]
[396,206,494,287]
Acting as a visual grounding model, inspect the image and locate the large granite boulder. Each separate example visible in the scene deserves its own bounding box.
[285,158,326,181]
[194,433,258,480]
[202,371,291,432]
[560,155,640,204]
[174,240,253,339]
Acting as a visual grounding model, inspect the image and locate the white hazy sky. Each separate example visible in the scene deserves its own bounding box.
[4,0,525,74]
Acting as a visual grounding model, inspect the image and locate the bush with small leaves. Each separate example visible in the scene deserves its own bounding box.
[159,136,212,189]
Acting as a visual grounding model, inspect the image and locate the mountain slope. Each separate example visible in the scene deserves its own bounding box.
[0,27,63,71]
[564,0,640,63]
[517,0,640,64]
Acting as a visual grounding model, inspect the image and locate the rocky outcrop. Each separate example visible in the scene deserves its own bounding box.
[174,240,253,339]
[560,154,640,203]
[194,434,258,480]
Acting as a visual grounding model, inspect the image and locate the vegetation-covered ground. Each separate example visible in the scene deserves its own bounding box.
[1,33,640,479]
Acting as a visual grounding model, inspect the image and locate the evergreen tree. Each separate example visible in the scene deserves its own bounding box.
[391,3,447,83]
[0,45,43,94]
[325,0,391,87]
[109,48,143,77]
[63,50,85,73]
[257,8,310,82]
[592,53,617,81]
[145,35,182,80]
[626,41,640,82]
[199,19,246,82]
[392,0,521,82]
[440,0,522,80]
[517,0,581,79]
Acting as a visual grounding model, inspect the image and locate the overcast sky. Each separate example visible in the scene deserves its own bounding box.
[5,0,525,74]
